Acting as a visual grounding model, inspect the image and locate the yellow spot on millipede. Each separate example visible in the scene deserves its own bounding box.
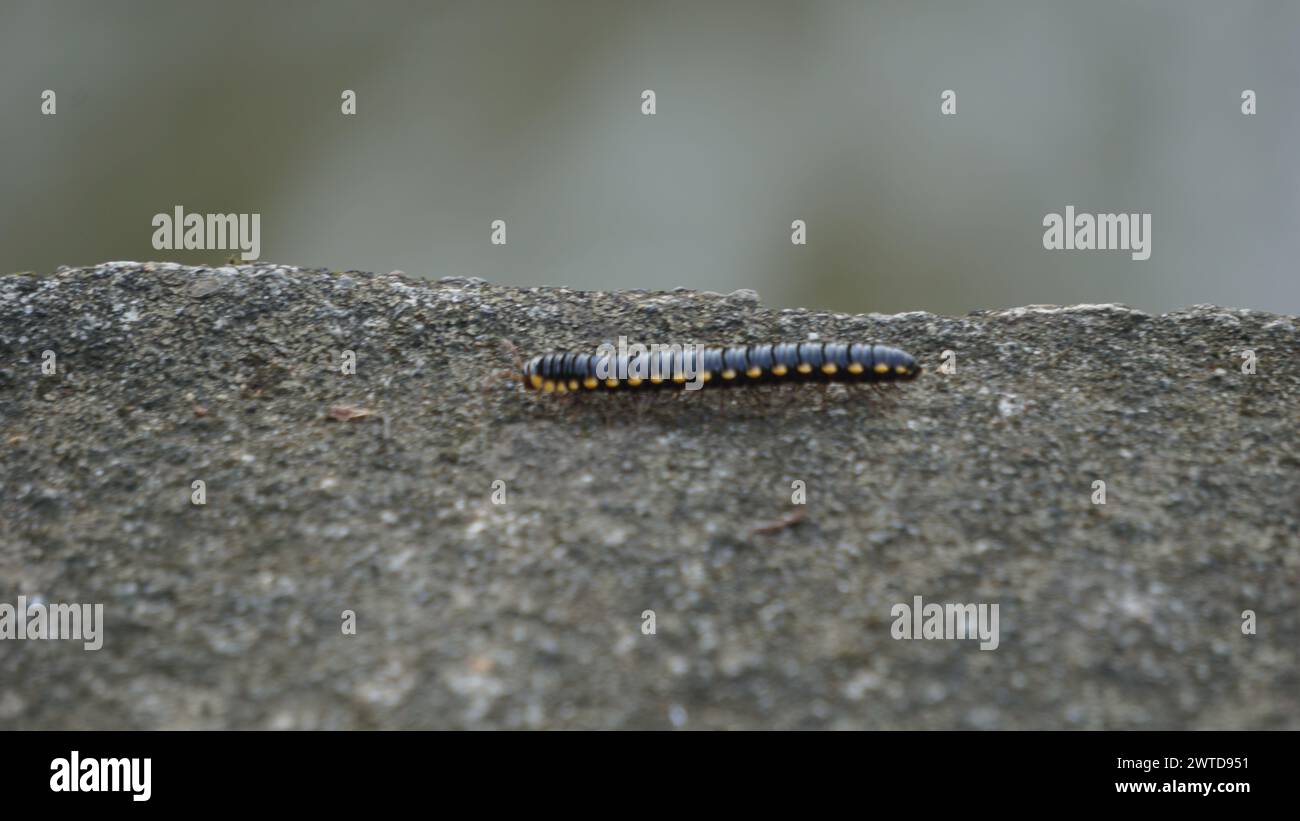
[847,363,864,375]
[874,363,889,374]
[542,380,556,393]
[529,374,543,389]
[722,369,737,380]
[700,371,713,381]
[771,364,788,376]
[746,366,762,378]
[628,377,643,387]
[605,378,620,388]
[796,363,813,374]
[821,363,838,375]
[568,379,579,391]
[584,377,599,389]
[895,365,909,375]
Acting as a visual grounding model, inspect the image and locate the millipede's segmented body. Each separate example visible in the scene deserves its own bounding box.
[521,342,920,393]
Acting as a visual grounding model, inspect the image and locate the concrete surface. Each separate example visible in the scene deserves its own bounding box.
[0,261,1296,729]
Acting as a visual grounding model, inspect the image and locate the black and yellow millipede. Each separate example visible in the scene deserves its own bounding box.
[518,342,920,393]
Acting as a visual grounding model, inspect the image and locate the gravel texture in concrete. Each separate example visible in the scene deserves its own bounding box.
[0,262,1296,729]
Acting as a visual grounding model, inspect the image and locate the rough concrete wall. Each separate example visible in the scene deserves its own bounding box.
[0,262,1296,729]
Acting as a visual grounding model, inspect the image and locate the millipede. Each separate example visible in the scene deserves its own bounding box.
[516,342,921,393]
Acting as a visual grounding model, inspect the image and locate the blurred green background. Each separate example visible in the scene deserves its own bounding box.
[3,0,1297,315]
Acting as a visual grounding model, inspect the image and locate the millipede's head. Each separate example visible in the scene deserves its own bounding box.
[521,354,545,391]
